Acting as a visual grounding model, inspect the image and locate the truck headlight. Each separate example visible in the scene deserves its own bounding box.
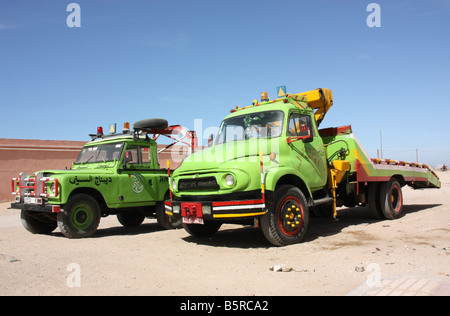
[225,174,235,187]
[172,179,177,191]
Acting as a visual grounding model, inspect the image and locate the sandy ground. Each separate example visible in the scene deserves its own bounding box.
[1,172,449,296]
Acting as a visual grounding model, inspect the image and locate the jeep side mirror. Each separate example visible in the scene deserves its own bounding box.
[207,134,214,147]
[123,151,133,168]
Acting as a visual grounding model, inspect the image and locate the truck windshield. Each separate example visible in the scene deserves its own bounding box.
[75,142,125,164]
[216,110,284,144]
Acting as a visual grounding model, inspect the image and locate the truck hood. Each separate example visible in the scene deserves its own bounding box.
[177,138,280,174]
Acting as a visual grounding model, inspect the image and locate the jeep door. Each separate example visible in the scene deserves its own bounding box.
[118,144,160,206]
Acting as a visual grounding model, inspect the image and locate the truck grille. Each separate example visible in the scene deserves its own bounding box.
[178,177,219,192]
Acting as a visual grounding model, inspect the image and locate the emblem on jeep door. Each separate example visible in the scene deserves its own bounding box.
[131,174,145,194]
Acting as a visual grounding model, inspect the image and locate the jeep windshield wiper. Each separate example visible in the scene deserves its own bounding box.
[83,156,94,164]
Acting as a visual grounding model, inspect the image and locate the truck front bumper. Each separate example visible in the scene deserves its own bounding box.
[165,199,267,224]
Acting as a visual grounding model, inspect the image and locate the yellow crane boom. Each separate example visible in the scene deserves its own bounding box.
[295,88,333,127]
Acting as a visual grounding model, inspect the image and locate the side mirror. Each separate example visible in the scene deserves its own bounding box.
[207,134,214,147]
[122,151,133,168]
[302,134,314,143]
[287,128,313,144]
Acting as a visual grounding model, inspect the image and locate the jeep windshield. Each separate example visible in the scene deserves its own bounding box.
[75,142,125,164]
[215,110,284,144]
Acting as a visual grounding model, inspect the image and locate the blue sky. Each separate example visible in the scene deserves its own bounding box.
[0,0,449,166]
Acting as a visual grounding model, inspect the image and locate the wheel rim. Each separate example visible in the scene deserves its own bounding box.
[277,196,304,237]
[72,204,94,230]
[390,185,402,213]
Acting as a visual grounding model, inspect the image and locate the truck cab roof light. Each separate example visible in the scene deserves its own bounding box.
[261,91,269,102]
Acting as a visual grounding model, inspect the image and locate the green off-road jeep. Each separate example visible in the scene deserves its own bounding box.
[11,119,197,238]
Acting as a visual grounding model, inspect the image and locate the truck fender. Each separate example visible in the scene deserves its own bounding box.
[265,168,312,201]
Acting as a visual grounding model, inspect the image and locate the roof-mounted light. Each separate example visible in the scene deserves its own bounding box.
[261,91,269,102]
[123,122,130,133]
[97,126,104,136]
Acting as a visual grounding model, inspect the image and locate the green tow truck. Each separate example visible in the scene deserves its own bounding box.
[11,119,197,238]
[166,87,441,246]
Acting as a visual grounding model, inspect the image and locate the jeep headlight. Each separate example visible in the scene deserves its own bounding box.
[50,183,56,194]
[225,174,235,187]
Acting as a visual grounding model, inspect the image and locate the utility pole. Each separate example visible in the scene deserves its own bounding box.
[380,127,383,159]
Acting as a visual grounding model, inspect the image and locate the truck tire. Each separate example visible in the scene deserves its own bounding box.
[261,185,309,246]
[117,211,145,227]
[21,210,57,235]
[379,179,404,220]
[57,194,101,238]
[368,182,383,219]
[183,221,222,237]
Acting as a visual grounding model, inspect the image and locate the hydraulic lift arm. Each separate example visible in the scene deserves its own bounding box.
[295,88,333,127]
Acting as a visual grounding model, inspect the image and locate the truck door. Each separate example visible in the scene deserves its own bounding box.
[118,144,160,206]
[287,112,328,190]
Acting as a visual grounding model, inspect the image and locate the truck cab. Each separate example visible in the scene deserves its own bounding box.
[11,119,196,238]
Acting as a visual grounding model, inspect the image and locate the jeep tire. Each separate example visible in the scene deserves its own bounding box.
[21,210,57,235]
[117,211,145,227]
[156,192,182,230]
[58,194,101,238]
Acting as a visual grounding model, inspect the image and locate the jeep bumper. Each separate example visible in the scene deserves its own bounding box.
[10,202,62,213]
